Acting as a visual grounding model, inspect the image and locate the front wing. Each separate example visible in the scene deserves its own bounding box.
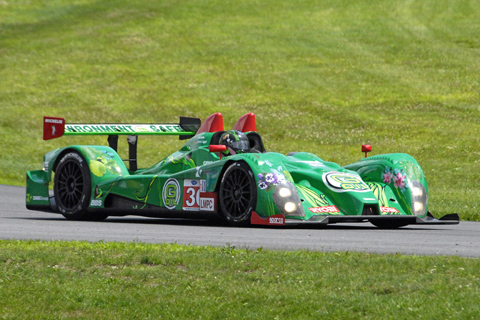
[251,212,460,226]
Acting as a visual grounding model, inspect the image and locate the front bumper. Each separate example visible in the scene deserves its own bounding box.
[287,212,459,225]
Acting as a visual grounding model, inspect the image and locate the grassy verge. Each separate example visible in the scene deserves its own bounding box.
[1,0,480,220]
[1,240,479,319]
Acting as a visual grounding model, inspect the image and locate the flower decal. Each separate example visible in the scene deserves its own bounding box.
[258,172,279,191]
[383,168,394,184]
[393,172,406,189]
[264,173,278,184]
[382,167,409,192]
[257,166,288,192]
[258,181,268,190]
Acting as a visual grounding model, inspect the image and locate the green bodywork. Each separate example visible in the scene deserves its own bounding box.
[26,130,429,221]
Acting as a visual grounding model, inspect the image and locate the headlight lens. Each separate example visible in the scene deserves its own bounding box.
[413,201,424,213]
[284,202,297,213]
[278,187,292,198]
[272,181,304,217]
[411,180,427,216]
[412,185,424,197]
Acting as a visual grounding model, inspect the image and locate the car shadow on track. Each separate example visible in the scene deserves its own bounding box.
[12,214,445,231]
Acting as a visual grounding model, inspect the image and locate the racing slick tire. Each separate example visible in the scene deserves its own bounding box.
[54,151,108,221]
[219,162,257,226]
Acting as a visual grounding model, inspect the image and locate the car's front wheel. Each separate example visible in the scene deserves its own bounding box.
[219,162,257,226]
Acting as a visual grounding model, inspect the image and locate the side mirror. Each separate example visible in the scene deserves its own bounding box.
[362,145,372,158]
[209,145,227,159]
[209,145,227,153]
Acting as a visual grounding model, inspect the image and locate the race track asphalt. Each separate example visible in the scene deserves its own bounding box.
[1,184,478,257]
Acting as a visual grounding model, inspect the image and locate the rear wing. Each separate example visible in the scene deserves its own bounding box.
[43,116,201,140]
[43,116,201,171]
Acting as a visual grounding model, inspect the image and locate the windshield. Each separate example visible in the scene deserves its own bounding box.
[232,139,250,153]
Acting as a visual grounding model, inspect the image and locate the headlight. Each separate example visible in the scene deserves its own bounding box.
[411,180,428,216]
[272,181,304,217]
[284,202,297,213]
[412,185,424,197]
[278,187,292,198]
[413,201,424,213]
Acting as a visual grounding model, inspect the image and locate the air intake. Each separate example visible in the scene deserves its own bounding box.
[362,204,379,215]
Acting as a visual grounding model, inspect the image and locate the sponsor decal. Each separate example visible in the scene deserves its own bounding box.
[183,180,215,211]
[195,167,203,177]
[29,195,49,202]
[33,196,48,201]
[43,117,65,140]
[309,205,340,214]
[299,160,326,168]
[66,152,84,163]
[199,192,217,212]
[323,172,370,193]
[194,137,208,145]
[27,194,49,202]
[250,211,285,226]
[44,118,63,124]
[162,178,180,210]
[183,179,202,211]
[269,216,285,224]
[265,160,273,167]
[380,207,400,214]
[90,199,102,207]
[64,124,187,134]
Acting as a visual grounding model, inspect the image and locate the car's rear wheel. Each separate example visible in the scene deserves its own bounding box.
[54,151,108,221]
[219,162,257,226]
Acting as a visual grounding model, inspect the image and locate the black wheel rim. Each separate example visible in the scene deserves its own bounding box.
[221,167,253,218]
[57,160,84,210]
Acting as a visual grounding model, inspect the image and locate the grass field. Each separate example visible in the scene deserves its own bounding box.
[1,0,480,220]
[1,240,480,319]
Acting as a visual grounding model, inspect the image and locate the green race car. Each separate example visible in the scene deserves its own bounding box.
[26,113,459,228]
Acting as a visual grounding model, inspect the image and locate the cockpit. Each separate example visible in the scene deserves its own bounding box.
[197,113,266,154]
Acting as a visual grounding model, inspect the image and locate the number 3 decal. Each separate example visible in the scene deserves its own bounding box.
[185,186,200,209]
[182,179,216,212]
[183,180,203,211]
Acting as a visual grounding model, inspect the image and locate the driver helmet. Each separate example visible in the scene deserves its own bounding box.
[220,130,250,155]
